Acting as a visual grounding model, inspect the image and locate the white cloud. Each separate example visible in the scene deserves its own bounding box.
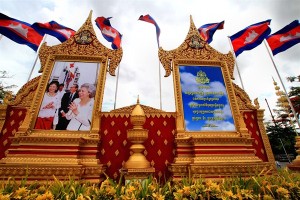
[214,104,233,120]
[201,120,235,131]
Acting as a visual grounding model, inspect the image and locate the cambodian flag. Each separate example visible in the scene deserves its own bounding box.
[266,20,300,56]
[0,13,43,51]
[66,63,75,87]
[198,21,224,44]
[32,21,75,43]
[95,16,122,49]
[138,14,161,47]
[229,20,271,57]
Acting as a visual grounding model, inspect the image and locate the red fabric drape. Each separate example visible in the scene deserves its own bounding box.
[99,114,176,181]
[0,106,27,159]
[243,111,268,162]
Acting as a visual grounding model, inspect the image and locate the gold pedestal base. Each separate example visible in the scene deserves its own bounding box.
[124,151,151,169]
[0,164,105,183]
[0,131,106,183]
[121,167,155,180]
[169,162,275,181]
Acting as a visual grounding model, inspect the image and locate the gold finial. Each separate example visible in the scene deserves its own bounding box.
[190,15,194,25]
[272,77,277,85]
[189,15,205,42]
[88,10,93,19]
[131,95,145,117]
[189,15,197,33]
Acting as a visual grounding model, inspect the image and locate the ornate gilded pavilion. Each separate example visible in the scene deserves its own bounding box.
[0,12,277,182]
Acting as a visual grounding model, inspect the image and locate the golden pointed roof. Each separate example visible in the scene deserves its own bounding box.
[38,10,122,76]
[158,15,235,79]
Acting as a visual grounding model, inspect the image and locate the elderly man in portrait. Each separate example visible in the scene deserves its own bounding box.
[55,84,79,130]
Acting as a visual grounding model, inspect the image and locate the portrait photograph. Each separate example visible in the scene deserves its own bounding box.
[34,61,100,131]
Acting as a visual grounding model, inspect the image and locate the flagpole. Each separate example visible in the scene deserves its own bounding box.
[27,34,47,82]
[138,15,162,110]
[114,64,120,110]
[158,53,162,110]
[263,40,300,132]
[227,36,245,90]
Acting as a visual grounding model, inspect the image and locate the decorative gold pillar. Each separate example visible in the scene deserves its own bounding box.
[288,136,300,171]
[122,97,155,180]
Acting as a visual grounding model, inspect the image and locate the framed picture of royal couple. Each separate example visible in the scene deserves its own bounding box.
[32,56,106,132]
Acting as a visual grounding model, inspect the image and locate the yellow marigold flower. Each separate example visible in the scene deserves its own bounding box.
[240,189,254,199]
[36,191,54,200]
[0,194,10,200]
[106,187,116,195]
[127,185,136,193]
[177,189,184,194]
[276,187,289,198]
[152,192,165,200]
[224,190,234,197]
[14,187,29,198]
[183,186,191,195]
[76,194,85,200]
[121,194,136,200]
[173,192,183,200]
[209,182,221,192]
[100,179,110,190]
[205,179,213,186]
[235,193,243,199]
[263,194,274,200]
[148,184,156,192]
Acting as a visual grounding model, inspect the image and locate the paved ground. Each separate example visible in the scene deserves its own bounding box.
[276,161,291,169]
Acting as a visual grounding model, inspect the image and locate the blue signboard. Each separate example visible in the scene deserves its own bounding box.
[179,65,235,131]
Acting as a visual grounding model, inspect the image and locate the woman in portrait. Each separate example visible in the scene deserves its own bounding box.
[66,83,96,131]
[35,81,60,130]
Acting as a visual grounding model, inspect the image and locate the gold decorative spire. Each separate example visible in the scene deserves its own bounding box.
[131,96,145,118]
[88,10,93,19]
[123,96,154,175]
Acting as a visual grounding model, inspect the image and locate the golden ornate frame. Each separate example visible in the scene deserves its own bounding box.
[172,60,241,137]
[24,55,107,136]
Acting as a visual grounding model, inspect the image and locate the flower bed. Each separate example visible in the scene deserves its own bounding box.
[1,168,300,199]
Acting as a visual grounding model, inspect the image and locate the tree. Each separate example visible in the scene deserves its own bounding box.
[265,75,300,161]
[0,70,17,102]
[266,123,297,161]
